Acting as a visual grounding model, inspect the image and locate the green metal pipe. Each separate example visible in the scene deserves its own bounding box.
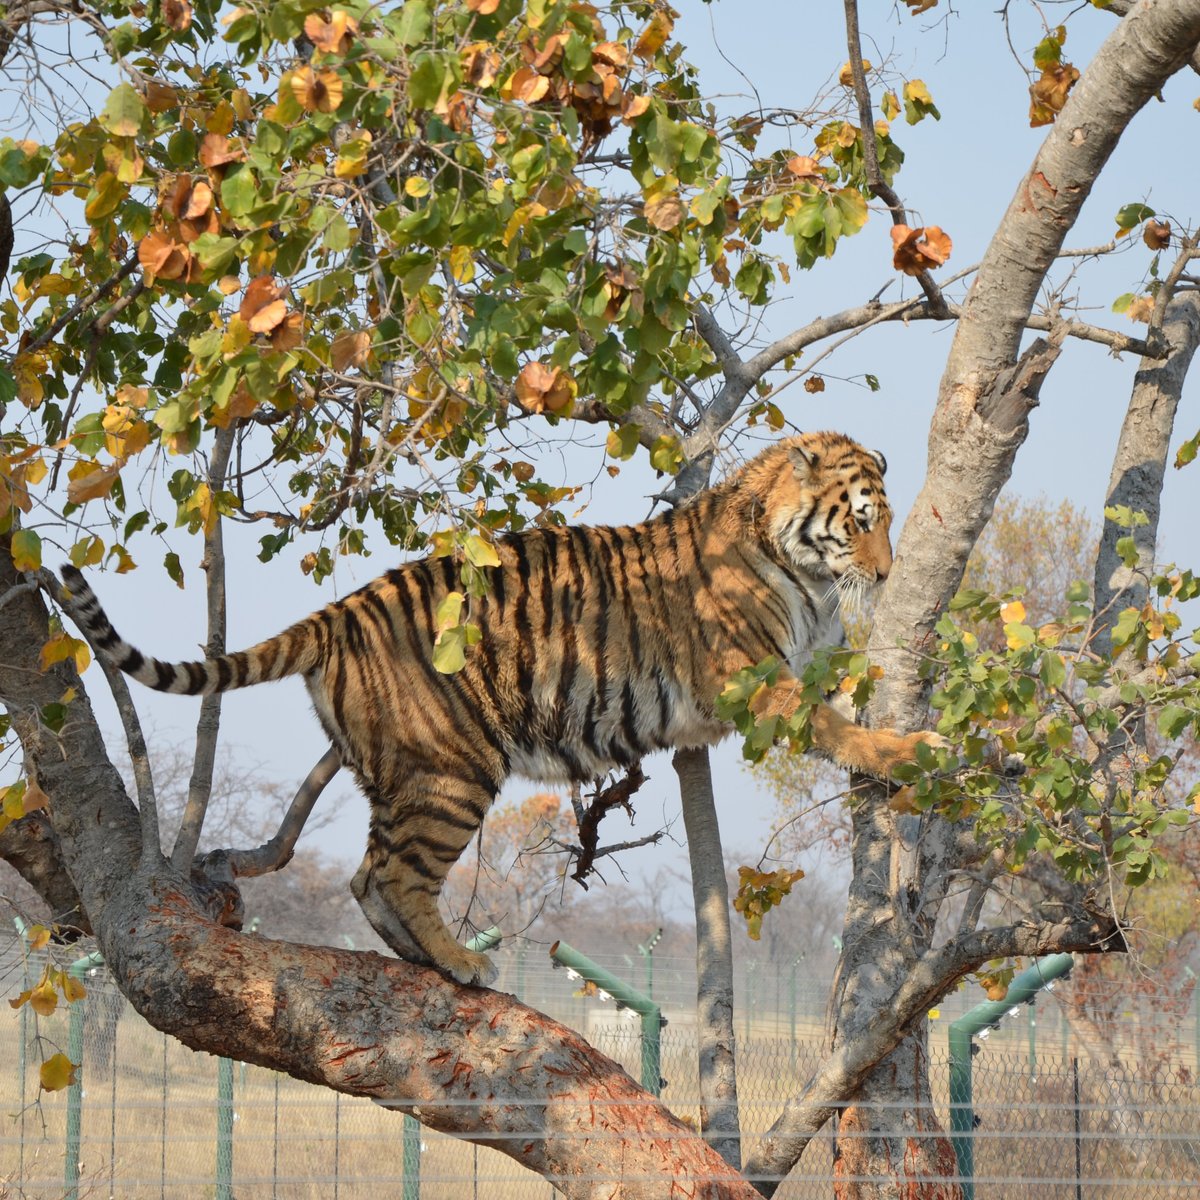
[464,925,502,954]
[550,940,665,1095]
[948,953,1074,1200]
[402,1112,421,1200]
[216,1056,234,1200]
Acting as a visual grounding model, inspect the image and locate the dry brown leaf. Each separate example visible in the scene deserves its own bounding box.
[304,11,358,55]
[645,190,684,232]
[199,133,245,168]
[803,375,826,394]
[515,361,575,414]
[269,311,303,351]
[66,462,121,506]
[593,41,629,69]
[162,0,192,32]
[891,224,952,275]
[786,155,820,179]
[1028,63,1080,127]
[330,329,372,372]
[1143,219,1171,250]
[240,275,288,333]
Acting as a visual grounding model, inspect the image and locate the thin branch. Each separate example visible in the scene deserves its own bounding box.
[20,253,138,358]
[226,746,342,877]
[172,424,236,870]
[842,0,947,314]
[568,765,646,887]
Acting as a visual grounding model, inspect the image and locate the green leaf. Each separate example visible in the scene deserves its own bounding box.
[98,84,146,139]
[220,166,259,219]
[1115,202,1155,231]
[949,588,988,611]
[432,625,466,674]
[1115,535,1139,569]
[605,423,640,461]
[164,551,184,588]
[395,0,432,47]
[1157,704,1193,740]
[10,529,41,572]
[1174,430,1199,470]
[649,434,684,475]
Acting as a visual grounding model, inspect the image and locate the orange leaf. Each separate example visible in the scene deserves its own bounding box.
[289,67,344,114]
[304,10,358,55]
[162,0,192,32]
[786,155,820,179]
[330,329,372,372]
[466,0,502,11]
[240,275,287,332]
[890,224,952,275]
[138,230,190,281]
[66,462,121,505]
[515,361,575,415]
[1143,220,1171,251]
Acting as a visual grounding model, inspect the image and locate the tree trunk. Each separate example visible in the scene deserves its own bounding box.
[676,747,742,1169]
[833,1030,960,1200]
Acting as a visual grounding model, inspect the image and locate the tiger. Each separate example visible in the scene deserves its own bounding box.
[61,431,940,987]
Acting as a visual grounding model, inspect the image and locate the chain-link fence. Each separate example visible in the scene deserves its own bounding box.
[2,943,1198,1197]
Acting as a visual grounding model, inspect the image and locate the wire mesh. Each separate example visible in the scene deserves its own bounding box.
[1,943,1198,1197]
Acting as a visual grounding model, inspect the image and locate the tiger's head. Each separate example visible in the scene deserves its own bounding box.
[750,431,893,597]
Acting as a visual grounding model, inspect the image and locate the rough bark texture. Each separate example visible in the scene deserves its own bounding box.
[675,747,742,1171]
[1092,291,1200,652]
[0,539,760,1200]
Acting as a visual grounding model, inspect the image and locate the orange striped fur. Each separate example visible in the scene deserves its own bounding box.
[63,432,937,985]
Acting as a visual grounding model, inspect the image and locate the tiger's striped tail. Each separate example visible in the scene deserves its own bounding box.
[60,565,323,696]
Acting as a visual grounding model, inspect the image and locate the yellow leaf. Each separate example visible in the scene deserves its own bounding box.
[30,975,59,1017]
[24,457,48,486]
[39,633,91,674]
[40,1052,77,1091]
[66,461,121,506]
[62,974,87,1003]
[25,924,52,952]
[1000,600,1026,624]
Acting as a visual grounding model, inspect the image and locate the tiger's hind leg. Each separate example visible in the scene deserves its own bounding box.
[352,770,497,987]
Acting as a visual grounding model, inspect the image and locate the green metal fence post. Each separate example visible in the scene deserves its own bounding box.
[550,940,664,1094]
[948,954,1074,1200]
[403,1112,421,1200]
[216,1056,234,1200]
[638,928,663,1000]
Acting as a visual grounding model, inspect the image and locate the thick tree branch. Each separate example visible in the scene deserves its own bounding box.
[1093,289,1200,654]
[0,811,89,935]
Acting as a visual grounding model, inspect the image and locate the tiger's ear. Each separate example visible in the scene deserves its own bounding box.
[867,448,887,476]
[789,443,820,476]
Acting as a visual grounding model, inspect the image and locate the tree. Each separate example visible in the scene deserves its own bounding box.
[3,2,1200,1197]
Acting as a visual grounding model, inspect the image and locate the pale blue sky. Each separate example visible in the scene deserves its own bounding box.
[72,1,1200,905]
